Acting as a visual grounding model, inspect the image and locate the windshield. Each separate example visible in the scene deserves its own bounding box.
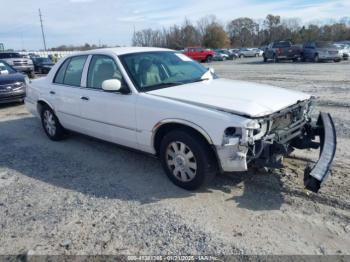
[35,57,53,64]
[119,51,215,92]
[0,61,16,74]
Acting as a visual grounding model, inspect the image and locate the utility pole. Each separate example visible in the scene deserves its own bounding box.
[38,9,47,51]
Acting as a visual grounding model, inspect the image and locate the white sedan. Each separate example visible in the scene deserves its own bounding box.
[25,47,336,192]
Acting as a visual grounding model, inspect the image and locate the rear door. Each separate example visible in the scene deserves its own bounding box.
[50,55,88,131]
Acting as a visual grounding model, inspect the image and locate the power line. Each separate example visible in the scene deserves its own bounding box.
[38,8,47,51]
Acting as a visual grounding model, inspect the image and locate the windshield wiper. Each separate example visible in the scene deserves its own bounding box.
[192,78,210,83]
[145,81,185,90]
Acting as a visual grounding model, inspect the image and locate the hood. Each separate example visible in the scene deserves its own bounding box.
[146,79,311,118]
[0,73,25,85]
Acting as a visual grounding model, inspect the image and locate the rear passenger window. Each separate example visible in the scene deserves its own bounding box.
[54,55,87,86]
[64,56,87,86]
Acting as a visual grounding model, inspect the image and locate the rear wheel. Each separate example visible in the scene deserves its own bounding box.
[40,105,66,141]
[273,54,279,63]
[263,55,267,62]
[159,130,216,190]
[29,71,35,79]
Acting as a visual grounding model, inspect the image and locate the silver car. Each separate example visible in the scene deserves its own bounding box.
[238,48,257,58]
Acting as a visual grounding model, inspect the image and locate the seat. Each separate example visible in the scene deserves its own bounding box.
[138,59,161,87]
[92,62,115,88]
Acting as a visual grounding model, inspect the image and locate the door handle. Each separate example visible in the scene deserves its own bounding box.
[80,96,89,101]
[49,91,55,95]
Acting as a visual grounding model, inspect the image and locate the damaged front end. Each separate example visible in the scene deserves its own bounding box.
[216,99,337,193]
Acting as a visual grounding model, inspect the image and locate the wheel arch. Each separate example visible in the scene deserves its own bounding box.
[37,99,55,115]
[152,119,214,156]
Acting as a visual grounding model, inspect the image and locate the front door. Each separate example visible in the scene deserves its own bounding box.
[79,55,138,149]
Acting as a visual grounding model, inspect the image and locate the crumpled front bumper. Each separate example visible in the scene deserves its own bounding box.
[303,112,337,193]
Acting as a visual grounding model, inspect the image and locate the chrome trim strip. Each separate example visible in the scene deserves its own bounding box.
[57,110,141,132]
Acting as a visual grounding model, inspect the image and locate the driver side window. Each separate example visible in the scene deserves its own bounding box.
[87,55,123,89]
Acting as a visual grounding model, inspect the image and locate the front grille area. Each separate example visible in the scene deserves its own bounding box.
[270,106,304,131]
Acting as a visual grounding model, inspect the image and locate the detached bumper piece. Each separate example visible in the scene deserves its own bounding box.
[303,113,337,193]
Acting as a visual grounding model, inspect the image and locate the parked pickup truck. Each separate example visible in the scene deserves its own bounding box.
[25,47,336,193]
[263,41,302,62]
[183,47,215,62]
[0,52,34,77]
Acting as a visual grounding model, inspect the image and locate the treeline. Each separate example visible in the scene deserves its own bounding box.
[49,43,110,51]
[132,15,350,49]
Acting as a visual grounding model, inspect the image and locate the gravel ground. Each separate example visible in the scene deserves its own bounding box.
[0,58,349,256]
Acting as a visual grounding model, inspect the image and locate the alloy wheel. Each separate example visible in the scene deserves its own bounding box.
[43,110,56,137]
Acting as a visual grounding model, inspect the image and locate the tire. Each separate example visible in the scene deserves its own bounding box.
[313,54,319,63]
[273,54,279,63]
[263,56,267,62]
[29,71,35,79]
[205,56,212,63]
[239,54,243,58]
[334,58,341,63]
[159,129,216,190]
[40,105,66,141]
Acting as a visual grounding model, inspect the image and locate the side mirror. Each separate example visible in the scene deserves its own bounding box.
[102,79,121,92]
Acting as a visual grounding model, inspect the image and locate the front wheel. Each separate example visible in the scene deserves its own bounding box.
[41,105,66,141]
[159,130,216,190]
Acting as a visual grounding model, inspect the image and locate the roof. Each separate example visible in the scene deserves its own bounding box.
[77,47,174,56]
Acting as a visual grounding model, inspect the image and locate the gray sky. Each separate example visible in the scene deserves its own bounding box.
[1,0,349,50]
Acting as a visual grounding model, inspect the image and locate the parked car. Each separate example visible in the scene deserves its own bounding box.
[214,49,237,60]
[0,52,34,78]
[25,47,336,193]
[263,41,302,62]
[237,48,257,58]
[32,57,55,74]
[183,47,214,62]
[0,60,27,104]
[212,50,229,61]
[252,48,264,57]
[302,42,341,62]
[334,43,349,60]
